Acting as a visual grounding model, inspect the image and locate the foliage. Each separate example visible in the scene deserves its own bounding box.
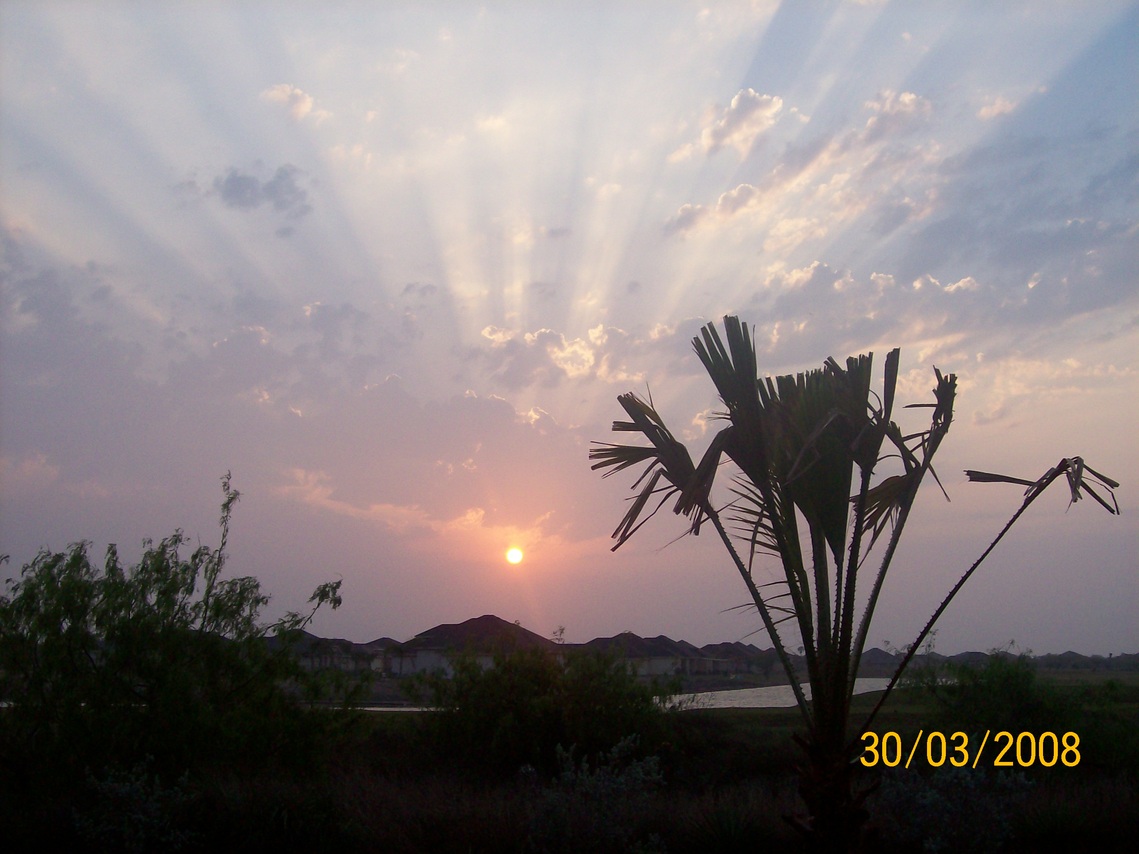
[590,315,1119,849]
[72,760,196,854]
[923,647,1068,735]
[411,646,674,778]
[524,736,664,854]
[0,473,344,786]
[917,649,1139,775]
[876,766,1032,853]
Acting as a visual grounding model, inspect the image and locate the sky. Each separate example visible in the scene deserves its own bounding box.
[1,1,1136,656]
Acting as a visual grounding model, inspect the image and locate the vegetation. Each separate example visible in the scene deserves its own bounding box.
[19,674,1123,853]
[0,474,347,849]
[408,646,677,778]
[590,315,1119,849]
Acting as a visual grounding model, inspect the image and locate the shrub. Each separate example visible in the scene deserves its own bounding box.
[0,475,343,806]
[924,648,1074,736]
[875,766,1032,853]
[413,647,674,778]
[525,736,664,854]
[72,760,196,853]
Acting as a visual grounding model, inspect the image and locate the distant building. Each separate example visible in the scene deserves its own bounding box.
[381,614,558,677]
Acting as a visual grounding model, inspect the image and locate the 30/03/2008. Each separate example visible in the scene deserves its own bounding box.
[860,730,1080,769]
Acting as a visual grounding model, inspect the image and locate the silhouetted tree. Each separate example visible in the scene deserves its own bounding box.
[591,315,1118,850]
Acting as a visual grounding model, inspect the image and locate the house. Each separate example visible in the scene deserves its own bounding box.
[581,632,701,678]
[703,641,791,678]
[280,631,377,674]
[384,614,558,677]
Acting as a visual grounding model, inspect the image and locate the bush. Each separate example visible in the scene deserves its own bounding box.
[0,475,343,804]
[72,760,196,853]
[412,647,674,778]
[923,648,1074,736]
[524,736,664,854]
[875,766,1032,853]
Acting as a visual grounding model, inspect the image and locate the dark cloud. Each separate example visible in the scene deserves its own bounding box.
[214,170,262,209]
[231,284,280,326]
[213,165,311,221]
[401,282,438,298]
[297,301,374,361]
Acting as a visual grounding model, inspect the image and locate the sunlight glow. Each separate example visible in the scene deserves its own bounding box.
[505,547,524,565]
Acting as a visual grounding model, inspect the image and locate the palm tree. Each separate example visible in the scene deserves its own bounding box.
[590,315,1118,849]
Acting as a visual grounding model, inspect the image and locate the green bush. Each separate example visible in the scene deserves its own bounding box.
[72,760,196,853]
[525,736,664,854]
[0,474,343,805]
[412,647,674,778]
[923,649,1073,736]
[875,766,1032,853]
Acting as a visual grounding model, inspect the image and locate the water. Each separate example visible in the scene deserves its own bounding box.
[674,677,892,710]
[366,677,894,712]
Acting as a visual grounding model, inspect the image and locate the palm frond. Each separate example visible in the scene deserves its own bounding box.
[863,455,1119,735]
[588,392,712,549]
[966,456,1119,514]
[589,443,660,477]
[962,470,1037,487]
[857,473,913,547]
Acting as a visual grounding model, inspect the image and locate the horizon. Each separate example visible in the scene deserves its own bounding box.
[2,2,1136,658]
[314,612,1135,661]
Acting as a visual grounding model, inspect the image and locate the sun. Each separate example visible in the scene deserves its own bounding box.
[505,547,524,565]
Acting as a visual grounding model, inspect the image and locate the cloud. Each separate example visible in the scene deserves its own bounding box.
[665,86,944,240]
[329,143,374,169]
[763,217,826,255]
[944,276,981,293]
[275,467,439,531]
[213,165,312,220]
[664,203,709,234]
[477,327,595,387]
[664,183,765,234]
[699,88,784,158]
[472,322,666,391]
[375,48,419,77]
[0,250,609,557]
[978,96,1017,120]
[717,183,761,216]
[862,90,932,142]
[260,83,331,123]
[0,452,60,491]
[276,468,556,552]
[966,356,1135,426]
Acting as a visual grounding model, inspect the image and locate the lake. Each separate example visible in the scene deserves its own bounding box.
[674,677,892,710]
[367,677,894,712]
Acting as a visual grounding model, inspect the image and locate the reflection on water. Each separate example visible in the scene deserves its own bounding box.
[675,677,892,710]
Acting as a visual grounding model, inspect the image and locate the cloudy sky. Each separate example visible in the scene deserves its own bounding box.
[2,1,1136,655]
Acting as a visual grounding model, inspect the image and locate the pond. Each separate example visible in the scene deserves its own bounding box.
[674,677,892,709]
